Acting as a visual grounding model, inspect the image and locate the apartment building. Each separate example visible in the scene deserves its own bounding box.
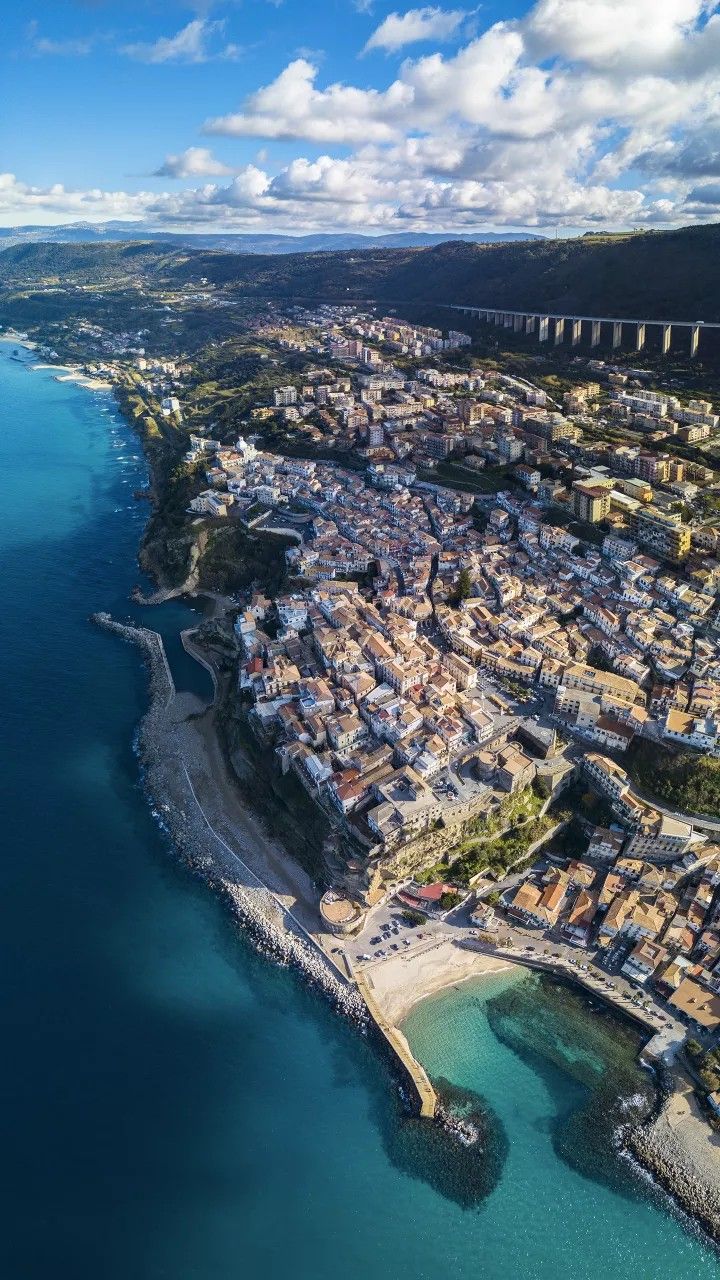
[633,506,692,564]
[572,479,611,524]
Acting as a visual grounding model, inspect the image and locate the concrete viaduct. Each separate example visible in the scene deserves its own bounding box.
[447,304,720,358]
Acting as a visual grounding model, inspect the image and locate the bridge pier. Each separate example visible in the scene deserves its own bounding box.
[538,316,549,342]
[554,317,565,345]
[525,315,536,334]
[661,324,672,355]
[635,323,646,352]
[513,314,524,332]
[571,318,582,346]
[590,320,601,347]
[612,322,622,349]
[690,325,700,358]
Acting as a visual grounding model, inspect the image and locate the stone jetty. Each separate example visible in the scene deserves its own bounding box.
[356,972,437,1118]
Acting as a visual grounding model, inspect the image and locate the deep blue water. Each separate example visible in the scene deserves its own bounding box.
[1,344,718,1279]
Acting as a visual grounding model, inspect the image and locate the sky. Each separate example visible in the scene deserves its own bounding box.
[4,0,720,235]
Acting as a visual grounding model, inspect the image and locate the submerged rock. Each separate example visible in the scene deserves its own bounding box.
[382,1076,509,1209]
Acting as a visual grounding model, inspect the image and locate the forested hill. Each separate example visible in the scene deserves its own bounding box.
[3,222,720,321]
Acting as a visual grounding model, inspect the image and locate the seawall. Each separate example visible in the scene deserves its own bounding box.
[356,972,437,1118]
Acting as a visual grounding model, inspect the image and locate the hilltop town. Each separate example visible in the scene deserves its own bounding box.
[11,298,720,1115]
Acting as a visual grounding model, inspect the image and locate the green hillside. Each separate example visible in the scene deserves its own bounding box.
[3,222,720,321]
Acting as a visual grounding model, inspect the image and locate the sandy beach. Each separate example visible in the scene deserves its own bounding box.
[0,333,37,350]
[31,363,113,391]
[56,372,113,391]
[157,685,343,955]
[0,339,109,390]
[364,940,519,1025]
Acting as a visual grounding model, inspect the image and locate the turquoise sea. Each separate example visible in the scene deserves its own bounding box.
[1,343,718,1278]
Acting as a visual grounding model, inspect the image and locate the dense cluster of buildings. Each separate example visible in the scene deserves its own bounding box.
[230,312,720,583]
[64,304,720,1030]
[176,308,720,891]
[37,298,720,1049]
[179,418,720,897]
[502,834,720,1034]
[187,417,720,758]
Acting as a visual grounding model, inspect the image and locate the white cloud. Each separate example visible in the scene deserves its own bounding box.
[215,166,272,203]
[154,148,234,178]
[32,36,94,56]
[523,0,707,67]
[122,18,236,64]
[204,58,412,143]
[363,7,467,53]
[0,173,152,223]
[0,163,665,235]
[9,0,720,235]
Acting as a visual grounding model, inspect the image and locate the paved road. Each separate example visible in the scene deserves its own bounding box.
[625,777,720,835]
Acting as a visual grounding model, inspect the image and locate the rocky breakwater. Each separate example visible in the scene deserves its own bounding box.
[92,611,174,703]
[91,612,367,1027]
[220,880,369,1023]
[434,1099,485,1146]
[626,1077,720,1243]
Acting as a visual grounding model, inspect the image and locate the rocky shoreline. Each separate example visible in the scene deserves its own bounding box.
[627,1128,720,1242]
[624,1075,720,1244]
[91,613,367,1026]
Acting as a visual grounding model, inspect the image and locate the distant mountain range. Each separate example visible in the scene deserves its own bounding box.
[0,222,543,254]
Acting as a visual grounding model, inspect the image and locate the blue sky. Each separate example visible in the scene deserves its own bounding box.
[2,0,720,233]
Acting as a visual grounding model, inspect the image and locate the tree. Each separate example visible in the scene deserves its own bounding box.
[450,566,472,605]
[401,909,427,926]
